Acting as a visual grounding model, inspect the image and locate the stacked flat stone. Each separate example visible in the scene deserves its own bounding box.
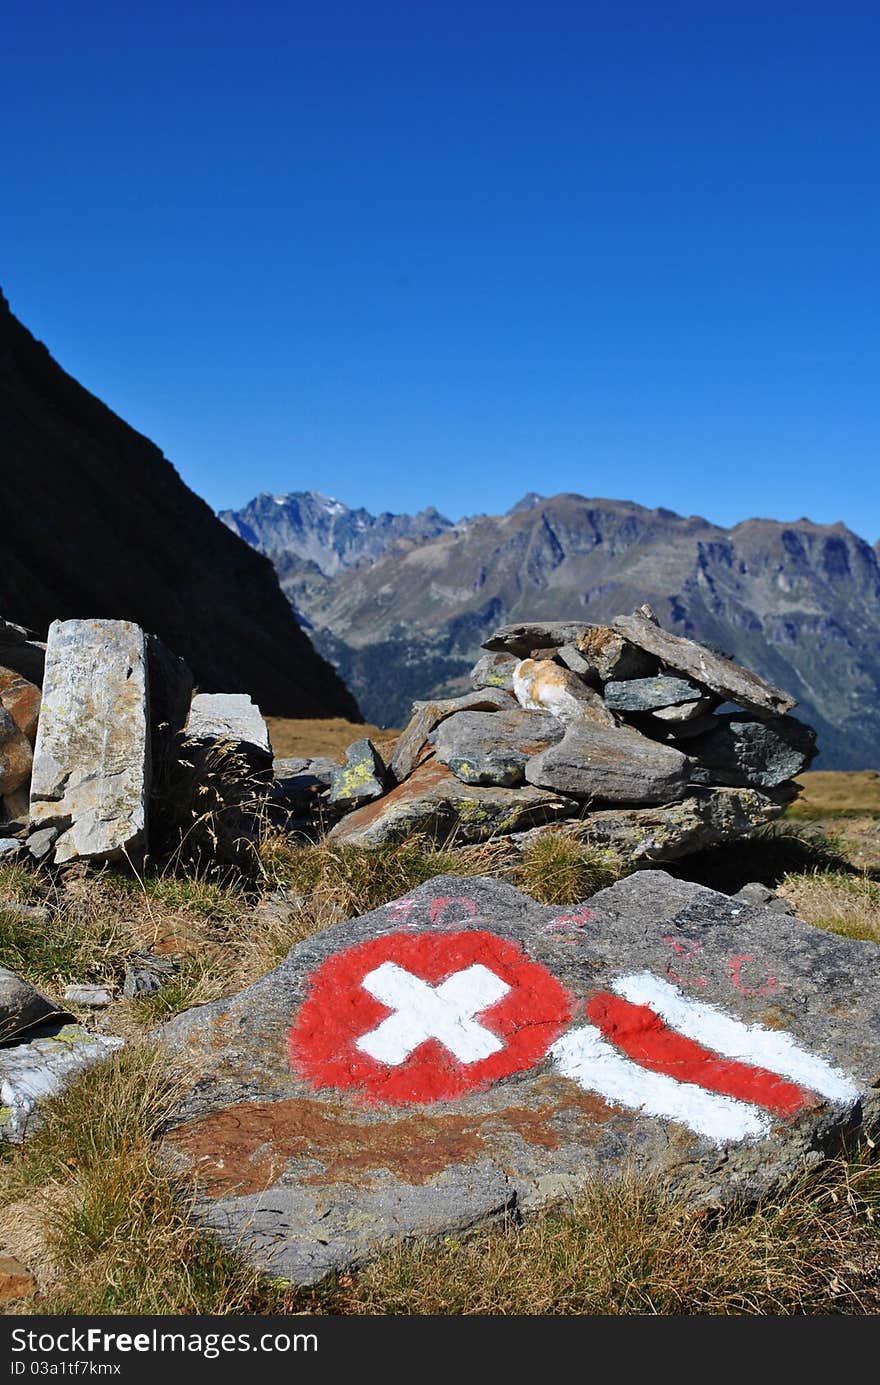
[327,608,816,861]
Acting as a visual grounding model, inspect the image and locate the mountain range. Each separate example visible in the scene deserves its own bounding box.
[0,292,358,720]
[222,490,880,769]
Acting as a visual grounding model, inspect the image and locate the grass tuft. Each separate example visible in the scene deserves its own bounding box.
[512,834,623,905]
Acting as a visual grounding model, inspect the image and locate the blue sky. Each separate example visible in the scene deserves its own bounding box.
[4,2,879,539]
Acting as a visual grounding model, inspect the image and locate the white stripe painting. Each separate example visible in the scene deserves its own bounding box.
[550,1024,770,1144]
[610,972,859,1106]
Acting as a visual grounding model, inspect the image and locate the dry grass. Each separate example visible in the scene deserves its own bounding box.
[0,1045,286,1314]
[2,1046,877,1315]
[266,717,400,762]
[329,1161,880,1315]
[512,834,623,905]
[789,770,880,819]
[778,870,880,944]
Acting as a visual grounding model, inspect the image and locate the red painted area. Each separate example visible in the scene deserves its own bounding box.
[663,936,709,989]
[289,931,573,1105]
[726,954,780,997]
[586,993,813,1117]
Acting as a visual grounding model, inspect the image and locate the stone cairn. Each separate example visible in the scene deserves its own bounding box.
[312,605,816,863]
[1,605,815,873]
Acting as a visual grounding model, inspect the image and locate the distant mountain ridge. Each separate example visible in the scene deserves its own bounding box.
[223,490,880,769]
[0,292,359,721]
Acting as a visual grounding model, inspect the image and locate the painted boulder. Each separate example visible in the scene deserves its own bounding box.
[158,870,880,1286]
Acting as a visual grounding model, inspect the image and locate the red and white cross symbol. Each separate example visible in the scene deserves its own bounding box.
[288,930,572,1104]
[356,961,510,1065]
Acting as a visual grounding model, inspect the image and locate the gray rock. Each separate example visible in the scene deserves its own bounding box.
[650,713,720,742]
[604,675,705,712]
[733,883,796,916]
[145,634,193,756]
[328,758,577,847]
[0,901,49,924]
[273,756,310,777]
[0,966,65,1042]
[185,693,272,771]
[26,827,59,862]
[123,951,179,999]
[469,651,519,691]
[29,619,150,866]
[687,714,817,789]
[329,740,392,812]
[63,984,113,1008]
[512,786,786,863]
[435,709,565,788]
[525,723,691,804]
[652,699,715,722]
[0,838,23,861]
[611,613,796,717]
[389,689,517,783]
[482,622,590,659]
[158,869,879,1285]
[0,1025,123,1142]
[555,643,593,679]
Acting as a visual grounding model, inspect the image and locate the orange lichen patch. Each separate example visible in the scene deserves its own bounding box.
[167,1082,617,1199]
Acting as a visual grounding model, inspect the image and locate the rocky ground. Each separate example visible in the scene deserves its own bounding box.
[1,610,879,1315]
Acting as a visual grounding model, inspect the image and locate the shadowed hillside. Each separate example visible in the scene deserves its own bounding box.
[0,290,359,720]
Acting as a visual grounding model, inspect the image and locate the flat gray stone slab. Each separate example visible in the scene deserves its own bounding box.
[29,619,150,865]
[159,871,879,1286]
[604,675,705,712]
[511,786,785,863]
[0,1024,123,1142]
[611,613,796,717]
[525,722,691,804]
[186,693,271,766]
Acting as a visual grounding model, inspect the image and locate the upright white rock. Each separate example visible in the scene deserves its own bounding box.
[30,619,150,865]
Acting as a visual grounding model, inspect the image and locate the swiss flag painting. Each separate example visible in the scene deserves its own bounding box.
[551,971,858,1143]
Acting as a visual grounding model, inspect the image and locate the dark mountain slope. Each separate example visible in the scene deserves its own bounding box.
[0,289,359,719]
[228,490,879,767]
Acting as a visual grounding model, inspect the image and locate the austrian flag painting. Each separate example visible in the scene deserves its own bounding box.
[161,871,880,1287]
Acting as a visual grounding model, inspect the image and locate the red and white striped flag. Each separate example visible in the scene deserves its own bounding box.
[551,971,859,1143]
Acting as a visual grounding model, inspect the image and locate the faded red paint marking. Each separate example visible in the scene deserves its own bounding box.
[663,936,709,989]
[289,931,573,1105]
[726,954,780,997]
[547,907,596,930]
[586,992,813,1117]
[429,896,478,925]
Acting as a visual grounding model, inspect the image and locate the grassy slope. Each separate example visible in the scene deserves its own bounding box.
[1,773,879,1315]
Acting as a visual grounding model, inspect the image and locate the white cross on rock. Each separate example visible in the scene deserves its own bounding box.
[356,962,511,1066]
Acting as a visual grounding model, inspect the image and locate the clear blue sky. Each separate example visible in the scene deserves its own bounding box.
[4,2,879,539]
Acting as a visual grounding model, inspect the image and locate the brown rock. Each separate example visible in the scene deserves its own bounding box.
[0,706,32,797]
[573,626,657,682]
[0,1256,36,1303]
[0,667,40,745]
[328,757,576,846]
